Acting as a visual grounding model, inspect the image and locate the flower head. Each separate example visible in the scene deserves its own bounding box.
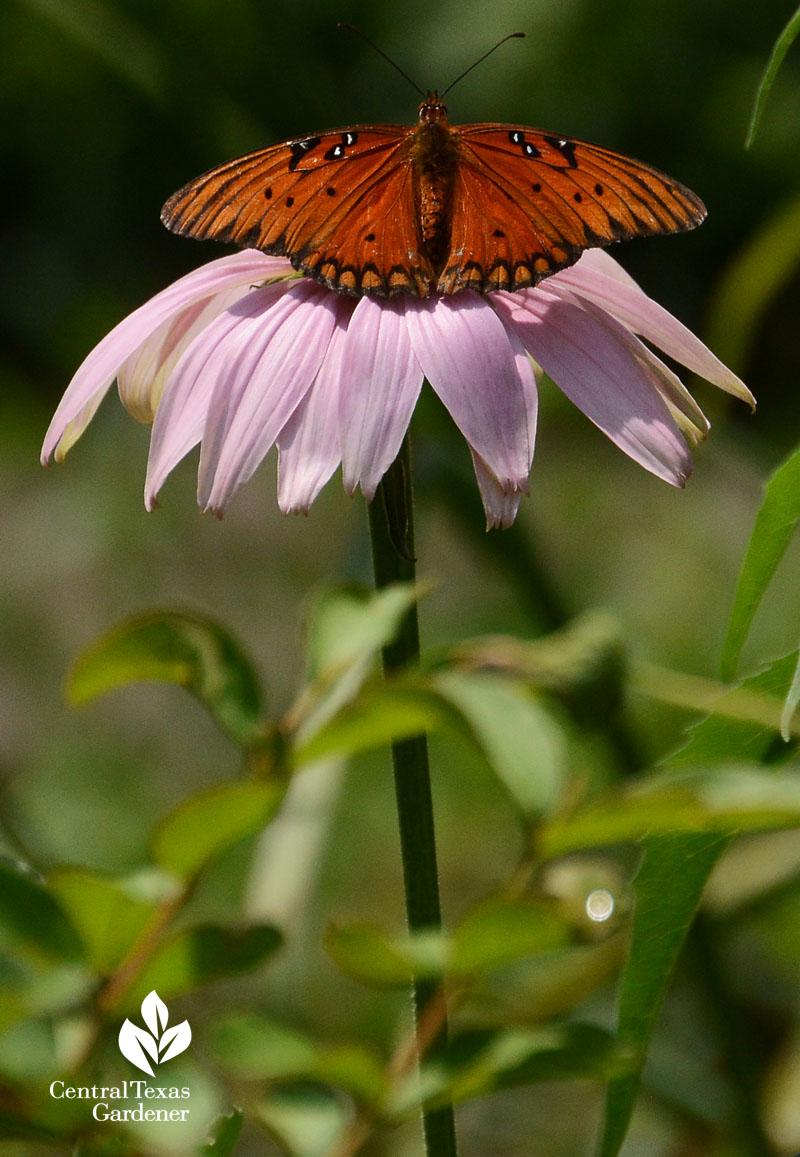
[42,249,753,528]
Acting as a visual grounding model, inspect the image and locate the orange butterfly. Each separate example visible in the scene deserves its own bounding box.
[162,58,704,299]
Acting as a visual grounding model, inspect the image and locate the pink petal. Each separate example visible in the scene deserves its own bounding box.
[405,293,533,490]
[470,450,525,529]
[145,281,294,508]
[118,282,252,423]
[339,297,423,499]
[549,290,711,441]
[551,258,754,407]
[42,251,291,463]
[276,317,352,514]
[200,283,342,512]
[495,286,693,486]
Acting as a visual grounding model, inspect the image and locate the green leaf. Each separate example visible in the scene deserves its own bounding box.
[67,611,264,746]
[722,448,800,679]
[597,833,729,1157]
[0,859,83,963]
[294,683,444,766]
[540,765,800,860]
[670,652,799,767]
[48,868,170,973]
[781,654,800,740]
[747,4,800,146]
[128,924,282,1005]
[305,584,420,679]
[451,898,571,977]
[453,612,626,726]
[198,1108,244,1157]
[213,1015,319,1079]
[294,584,423,747]
[212,1015,385,1105]
[325,924,447,986]
[433,670,567,818]
[152,779,287,879]
[254,1086,350,1157]
[410,1024,616,1111]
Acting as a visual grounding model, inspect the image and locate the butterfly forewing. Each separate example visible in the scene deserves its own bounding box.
[161,127,435,297]
[438,125,706,294]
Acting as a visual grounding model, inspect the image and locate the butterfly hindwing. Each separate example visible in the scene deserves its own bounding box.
[161,127,434,296]
[438,124,706,294]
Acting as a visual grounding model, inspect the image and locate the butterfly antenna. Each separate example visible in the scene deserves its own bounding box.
[338,24,426,97]
[441,32,526,96]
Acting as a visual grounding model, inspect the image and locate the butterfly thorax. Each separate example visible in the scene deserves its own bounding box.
[413,93,461,274]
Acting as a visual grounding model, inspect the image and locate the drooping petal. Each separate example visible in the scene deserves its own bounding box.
[470,450,525,529]
[200,282,340,513]
[145,281,296,508]
[552,256,755,407]
[405,293,533,491]
[547,289,711,445]
[339,297,423,499]
[42,251,292,463]
[495,286,693,486]
[276,313,352,514]
[118,282,252,423]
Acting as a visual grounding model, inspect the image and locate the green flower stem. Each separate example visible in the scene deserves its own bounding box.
[368,436,458,1157]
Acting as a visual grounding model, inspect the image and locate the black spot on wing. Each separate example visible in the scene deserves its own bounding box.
[288,136,322,172]
[544,136,578,168]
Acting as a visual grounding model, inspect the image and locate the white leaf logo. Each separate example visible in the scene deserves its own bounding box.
[118,991,191,1076]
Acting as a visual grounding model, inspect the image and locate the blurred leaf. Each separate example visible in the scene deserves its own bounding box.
[326,901,573,988]
[406,1024,616,1112]
[452,898,571,976]
[130,924,282,1005]
[313,1046,386,1106]
[325,924,446,987]
[254,1086,350,1157]
[598,833,729,1157]
[152,779,287,878]
[212,1014,385,1104]
[0,860,83,963]
[214,1015,318,1078]
[540,766,800,859]
[669,652,799,767]
[746,4,800,146]
[294,584,422,745]
[781,656,800,741]
[48,869,164,973]
[453,612,625,725]
[198,1107,243,1157]
[67,611,264,747]
[721,448,800,679]
[294,683,444,766]
[637,661,800,738]
[706,192,800,375]
[305,584,420,679]
[433,670,567,818]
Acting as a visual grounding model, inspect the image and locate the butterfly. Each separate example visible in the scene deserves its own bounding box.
[161,91,705,300]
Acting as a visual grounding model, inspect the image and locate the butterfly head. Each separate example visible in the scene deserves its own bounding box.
[418,92,449,125]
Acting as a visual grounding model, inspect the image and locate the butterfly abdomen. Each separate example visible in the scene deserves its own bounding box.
[413,101,462,278]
